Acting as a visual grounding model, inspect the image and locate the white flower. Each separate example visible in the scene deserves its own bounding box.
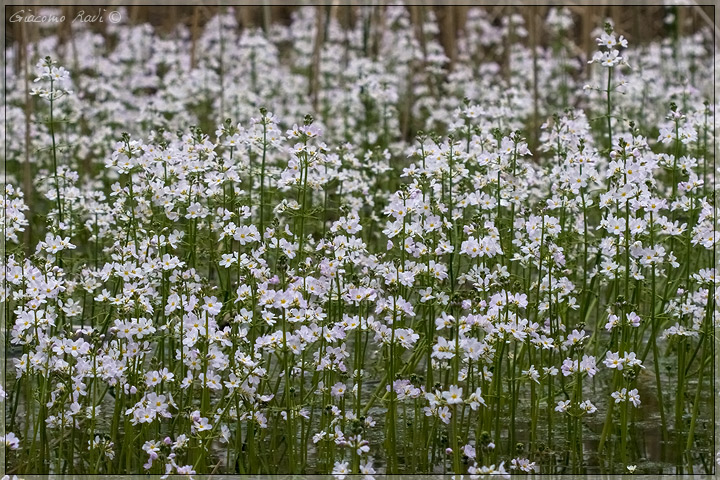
[438,406,452,424]
[442,385,463,405]
[612,388,627,403]
[555,400,571,413]
[604,351,624,370]
[2,432,20,450]
[579,400,597,414]
[332,460,350,479]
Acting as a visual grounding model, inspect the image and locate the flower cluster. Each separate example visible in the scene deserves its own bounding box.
[2,5,716,478]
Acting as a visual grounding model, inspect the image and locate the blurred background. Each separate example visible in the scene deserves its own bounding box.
[5,3,717,69]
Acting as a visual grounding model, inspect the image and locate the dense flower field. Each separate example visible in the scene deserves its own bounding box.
[2,6,717,477]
